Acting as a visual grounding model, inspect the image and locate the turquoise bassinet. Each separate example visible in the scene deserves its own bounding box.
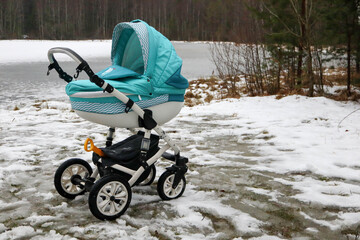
[64,20,188,128]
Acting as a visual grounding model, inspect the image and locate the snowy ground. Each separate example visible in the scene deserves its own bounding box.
[0,40,360,239]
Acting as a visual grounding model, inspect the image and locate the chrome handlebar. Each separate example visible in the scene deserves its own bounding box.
[47,47,85,65]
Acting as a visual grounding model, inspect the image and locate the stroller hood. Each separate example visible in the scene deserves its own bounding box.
[111,20,188,95]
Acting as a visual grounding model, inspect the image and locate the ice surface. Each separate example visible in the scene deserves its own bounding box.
[0,40,216,80]
[0,40,111,64]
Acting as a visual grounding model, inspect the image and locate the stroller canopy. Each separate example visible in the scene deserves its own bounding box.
[110,19,188,95]
[66,20,188,98]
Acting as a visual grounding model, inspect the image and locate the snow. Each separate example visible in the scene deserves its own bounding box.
[0,40,360,239]
[0,226,37,240]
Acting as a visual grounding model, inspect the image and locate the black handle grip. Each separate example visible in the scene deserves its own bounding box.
[47,47,95,82]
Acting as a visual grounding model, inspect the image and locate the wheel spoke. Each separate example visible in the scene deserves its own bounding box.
[165,176,174,187]
[99,189,111,198]
[114,202,122,212]
[64,168,73,177]
[64,182,72,190]
[175,182,183,193]
[114,191,126,199]
[164,188,172,195]
[61,178,71,185]
[111,182,120,195]
[69,184,78,193]
[77,166,85,176]
[98,198,110,209]
[100,199,110,212]
[164,176,174,194]
[164,182,171,189]
[109,201,116,214]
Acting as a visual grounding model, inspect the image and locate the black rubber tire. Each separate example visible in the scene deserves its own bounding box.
[137,164,156,186]
[157,171,186,200]
[54,158,93,199]
[88,174,132,220]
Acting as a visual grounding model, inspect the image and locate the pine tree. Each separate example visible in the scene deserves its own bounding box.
[251,0,323,96]
[322,0,360,96]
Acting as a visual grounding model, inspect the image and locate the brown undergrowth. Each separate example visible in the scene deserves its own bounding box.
[185,76,243,107]
[185,70,360,106]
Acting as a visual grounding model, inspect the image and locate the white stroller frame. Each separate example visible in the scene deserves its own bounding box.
[48,47,188,220]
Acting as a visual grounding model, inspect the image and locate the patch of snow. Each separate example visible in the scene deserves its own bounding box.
[247,236,285,240]
[0,226,36,240]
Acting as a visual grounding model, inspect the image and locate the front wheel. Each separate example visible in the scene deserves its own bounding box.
[54,158,93,199]
[88,174,132,220]
[157,171,186,200]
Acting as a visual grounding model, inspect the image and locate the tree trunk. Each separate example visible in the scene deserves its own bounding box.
[291,48,296,90]
[307,46,314,97]
[277,48,282,92]
[297,46,303,85]
[357,35,360,73]
[347,33,352,96]
[296,0,306,85]
[315,48,324,93]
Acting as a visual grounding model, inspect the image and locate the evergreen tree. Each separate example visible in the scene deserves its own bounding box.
[251,0,324,96]
[322,0,360,96]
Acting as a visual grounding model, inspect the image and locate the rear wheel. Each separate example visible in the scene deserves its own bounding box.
[54,158,93,199]
[157,171,186,200]
[88,174,131,220]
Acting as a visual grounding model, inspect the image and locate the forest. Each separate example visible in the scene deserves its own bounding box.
[0,0,259,42]
[1,0,360,98]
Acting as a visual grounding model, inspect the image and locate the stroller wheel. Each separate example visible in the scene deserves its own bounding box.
[88,174,131,220]
[137,164,156,186]
[157,171,186,200]
[54,158,93,199]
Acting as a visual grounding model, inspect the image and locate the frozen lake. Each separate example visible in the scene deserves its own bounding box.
[0,40,360,240]
[0,41,215,107]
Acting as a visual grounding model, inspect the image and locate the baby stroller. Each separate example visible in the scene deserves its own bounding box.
[47,20,189,220]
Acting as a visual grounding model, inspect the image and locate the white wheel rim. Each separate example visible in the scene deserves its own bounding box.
[60,164,89,195]
[163,174,184,198]
[96,181,128,216]
[139,167,154,185]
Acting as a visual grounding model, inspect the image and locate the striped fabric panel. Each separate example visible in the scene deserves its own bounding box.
[71,95,169,114]
[128,22,149,71]
[111,22,149,72]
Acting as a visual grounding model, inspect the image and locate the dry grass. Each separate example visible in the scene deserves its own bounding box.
[326,88,360,101]
[185,76,222,106]
[185,76,245,106]
[185,68,360,107]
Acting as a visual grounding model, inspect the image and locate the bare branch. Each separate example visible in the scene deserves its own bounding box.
[262,1,301,38]
[308,0,313,22]
[289,0,306,26]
